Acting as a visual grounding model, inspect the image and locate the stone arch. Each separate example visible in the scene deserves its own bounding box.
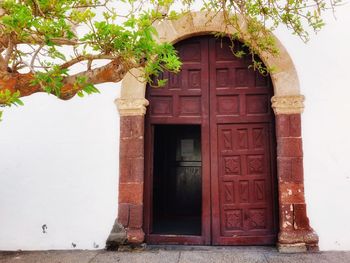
[109,11,318,253]
[118,11,304,108]
[154,12,300,98]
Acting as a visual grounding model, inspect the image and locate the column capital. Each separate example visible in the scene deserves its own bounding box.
[115,98,149,116]
[271,95,305,115]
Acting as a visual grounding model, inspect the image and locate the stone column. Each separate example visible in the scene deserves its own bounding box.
[272,95,319,253]
[106,69,148,249]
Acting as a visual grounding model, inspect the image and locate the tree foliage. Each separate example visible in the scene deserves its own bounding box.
[0,0,342,117]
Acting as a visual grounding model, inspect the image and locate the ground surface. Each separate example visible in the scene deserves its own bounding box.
[1,246,350,263]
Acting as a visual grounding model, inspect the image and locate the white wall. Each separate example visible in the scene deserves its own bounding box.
[1,4,350,251]
[273,4,350,250]
[0,84,120,250]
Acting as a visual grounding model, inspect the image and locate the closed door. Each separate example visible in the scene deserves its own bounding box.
[145,35,277,245]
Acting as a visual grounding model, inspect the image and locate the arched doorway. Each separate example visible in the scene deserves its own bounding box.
[109,11,319,252]
[144,36,278,245]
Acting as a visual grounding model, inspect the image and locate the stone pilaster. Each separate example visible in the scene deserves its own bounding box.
[106,82,148,249]
[272,95,319,253]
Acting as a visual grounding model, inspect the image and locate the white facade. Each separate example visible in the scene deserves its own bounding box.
[0,87,120,250]
[1,5,350,251]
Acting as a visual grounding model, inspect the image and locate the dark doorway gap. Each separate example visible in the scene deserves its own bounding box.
[152,125,202,236]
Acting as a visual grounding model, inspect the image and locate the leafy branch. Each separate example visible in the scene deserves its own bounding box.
[0,0,342,113]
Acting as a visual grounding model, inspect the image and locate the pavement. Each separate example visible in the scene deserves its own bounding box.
[1,246,350,263]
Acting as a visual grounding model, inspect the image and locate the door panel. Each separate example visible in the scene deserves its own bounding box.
[145,36,211,245]
[209,37,277,245]
[147,37,209,124]
[214,124,276,244]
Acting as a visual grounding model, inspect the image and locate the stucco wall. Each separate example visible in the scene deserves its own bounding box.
[0,85,120,250]
[272,6,350,250]
[1,6,350,251]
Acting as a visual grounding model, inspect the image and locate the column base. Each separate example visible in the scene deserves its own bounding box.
[277,243,307,253]
[106,220,127,250]
[106,219,145,250]
[278,229,319,253]
[127,228,145,244]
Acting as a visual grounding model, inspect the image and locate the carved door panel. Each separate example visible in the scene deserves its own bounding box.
[209,37,277,245]
[213,124,276,244]
[147,37,209,124]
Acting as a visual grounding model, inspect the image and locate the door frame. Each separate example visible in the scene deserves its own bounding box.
[107,11,319,252]
[144,123,211,245]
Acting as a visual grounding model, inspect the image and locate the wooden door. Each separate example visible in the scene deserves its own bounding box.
[144,36,277,245]
[209,38,277,245]
[145,36,211,245]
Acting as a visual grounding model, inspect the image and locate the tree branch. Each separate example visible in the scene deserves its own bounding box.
[30,44,44,72]
[62,57,135,94]
[60,54,117,69]
[0,35,79,48]
[4,37,14,66]
[0,54,6,71]
[0,57,136,100]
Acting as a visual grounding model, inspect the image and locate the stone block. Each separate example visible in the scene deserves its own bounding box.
[120,116,144,139]
[278,157,304,183]
[291,157,304,182]
[293,204,310,230]
[120,137,144,158]
[277,243,307,253]
[277,137,303,157]
[277,157,292,182]
[279,204,294,231]
[118,203,129,227]
[127,229,145,244]
[289,114,301,137]
[129,204,143,229]
[119,183,144,204]
[279,183,305,204]
[119,157,144,183]
[276,115,290,138]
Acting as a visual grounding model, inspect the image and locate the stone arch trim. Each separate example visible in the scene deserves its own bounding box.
[107,11,318,252]
[153,11,300,98]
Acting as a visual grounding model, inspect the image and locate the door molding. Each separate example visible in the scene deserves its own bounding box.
[106,11,319,253]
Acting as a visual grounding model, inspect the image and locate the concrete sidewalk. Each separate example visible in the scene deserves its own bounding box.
[1,246,350,263]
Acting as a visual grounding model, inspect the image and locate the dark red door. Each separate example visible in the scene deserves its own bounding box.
[208,38,277,245]
[145,37,211,245]
[145,36,277,245]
